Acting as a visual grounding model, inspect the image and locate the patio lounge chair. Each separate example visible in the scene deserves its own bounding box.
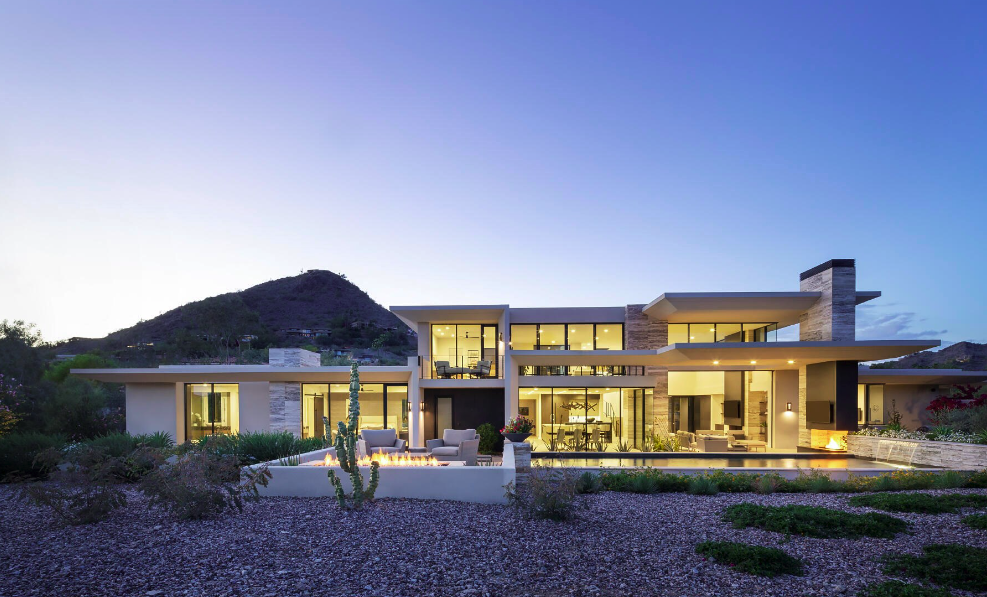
[468,360,492,378]
[426,428,480,466]
[434,360,468,378]
[360,429,406,455]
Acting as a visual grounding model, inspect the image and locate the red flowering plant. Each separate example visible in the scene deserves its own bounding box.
[501,416,534,434]
[0,373,24,437]
[926,384,987,425]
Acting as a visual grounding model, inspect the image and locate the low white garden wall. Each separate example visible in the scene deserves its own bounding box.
[847,434,987,469]
[251,444,516,505]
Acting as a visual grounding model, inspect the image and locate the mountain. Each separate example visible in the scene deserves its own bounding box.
[56,270,413,356]
[869,341,987,371]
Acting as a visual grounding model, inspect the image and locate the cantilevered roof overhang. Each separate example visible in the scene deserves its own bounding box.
[642,291,882,326]
[389,305,508,329]
[858,368,987,385]
[652,340,939,369]
[71,366,414,384]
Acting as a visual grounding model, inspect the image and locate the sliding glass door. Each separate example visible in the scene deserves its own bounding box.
[302,383,409,441]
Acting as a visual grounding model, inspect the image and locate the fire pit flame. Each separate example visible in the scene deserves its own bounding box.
[321,452,445,467]
[825,437,843,450]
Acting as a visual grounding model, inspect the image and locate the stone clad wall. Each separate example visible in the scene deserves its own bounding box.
[847,434,987,469]
[269,382,302,436]
[269,348,321,367]
[799,260,856,342]
[625,304,669,429]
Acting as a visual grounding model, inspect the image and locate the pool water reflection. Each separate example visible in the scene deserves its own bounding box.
[531,456,907,469]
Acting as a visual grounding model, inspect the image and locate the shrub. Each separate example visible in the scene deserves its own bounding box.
[85,432,140,458]
[0,432,66,480]
[688,475,719,495]
[961,513,987,530]
[965,470,987,488]
[575,471,603,494]
[722,503,908,539]
[857,580,956,597]
[133,431,175,449]
[695,541,803,577]
[18,446,127,525]
[507,467,579,521]
[140,449,271,520]
[476,423,499,455]
[753,475,782,494]
[932,471,966,490]
[196,431,320,466]
[882,544,987,591]
[43,377,123,440]
[850,493,987,514]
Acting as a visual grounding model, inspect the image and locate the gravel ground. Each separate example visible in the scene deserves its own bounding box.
[2,485,987,597]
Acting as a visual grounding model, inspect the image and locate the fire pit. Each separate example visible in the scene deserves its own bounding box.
[302,453,450,467]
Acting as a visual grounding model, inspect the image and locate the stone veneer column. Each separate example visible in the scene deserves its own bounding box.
[798,366,810,448]
[267,348,319,437]
[798,259,856,341]
[625,305,669,428]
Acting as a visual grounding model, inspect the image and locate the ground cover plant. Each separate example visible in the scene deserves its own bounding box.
[856,580,955,597]
[722,503,908,539]
[881,544,987,592]
[960,513,987,530]
[850,492,987,514]
[695,540,803,577]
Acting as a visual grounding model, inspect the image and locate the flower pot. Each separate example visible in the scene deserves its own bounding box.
[502,432,531,444]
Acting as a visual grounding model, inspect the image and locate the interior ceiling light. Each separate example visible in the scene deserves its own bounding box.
[788,360,795,364]
[709,328,715,332]
[750,360,757,365]
[713,360,719,365]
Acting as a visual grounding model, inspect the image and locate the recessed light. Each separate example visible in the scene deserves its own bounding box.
[713,360,720,365]
[787,360,795,364]
[604,329,609,333]
[690,336,695,340]
[709,328,715,332]
[750,360,757,365]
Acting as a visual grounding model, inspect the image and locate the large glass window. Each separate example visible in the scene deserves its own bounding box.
[430,324,499,378]
[520,386,652,452]
[510,323,624,351]
[302,383,408,441]
[857,384,885,425]
[185,383,239,441]
[667,323,780,344]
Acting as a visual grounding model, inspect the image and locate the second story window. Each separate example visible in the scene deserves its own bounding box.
[667,323,779,344]
[429,324,499,378]
[510,323,624,350]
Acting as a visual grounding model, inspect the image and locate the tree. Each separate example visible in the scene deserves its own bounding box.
[0,320,45,384]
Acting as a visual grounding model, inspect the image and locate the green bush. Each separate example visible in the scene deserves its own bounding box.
[850,493,987,514]
[857,580,955,597]
[695,541,803,577]
[882,544,987,591]
[932,470,967,490]
[722,503,908,539]
[18,446,128,525]
[85,432,140,458]
[753,474,782,494]
[196,431,322,465]
[575,471,603,494]
[961,513,987,530]
[0,432,66,480]
[688,475,719,495]
[943,403,987,434]
[476,423,499,455]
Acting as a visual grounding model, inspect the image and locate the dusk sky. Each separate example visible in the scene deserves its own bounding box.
[1,1,984,344]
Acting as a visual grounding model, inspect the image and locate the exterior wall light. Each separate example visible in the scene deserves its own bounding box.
[419,399,426,411]
[786,402,792,411]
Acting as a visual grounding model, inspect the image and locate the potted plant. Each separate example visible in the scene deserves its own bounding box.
[501,416,534,444]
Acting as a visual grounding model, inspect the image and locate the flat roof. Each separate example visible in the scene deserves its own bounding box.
[389,305,508,328]
[651,340,940,369]
[72,366,413,384]
[858,368,987,385]
[642,292,822,326]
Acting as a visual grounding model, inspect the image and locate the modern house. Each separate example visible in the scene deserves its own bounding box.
[74,259,987,452]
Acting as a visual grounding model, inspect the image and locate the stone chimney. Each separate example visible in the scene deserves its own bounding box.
[269,348,321,367]
[798,259,856,342]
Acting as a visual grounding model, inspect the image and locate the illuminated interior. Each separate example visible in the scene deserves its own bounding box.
[519,386,652,451]
[667,322,779,344]
[857,383,885,425]
[185,383,239,441]
[301,383,408,441]
[430,324,498,377]
[668,371,772,442]
[510,323,623,350]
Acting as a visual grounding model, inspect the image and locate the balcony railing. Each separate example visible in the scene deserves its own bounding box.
[422,353,504,379]
[519,365,646,377]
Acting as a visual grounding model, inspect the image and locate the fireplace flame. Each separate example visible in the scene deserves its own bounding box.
[825,437,843,450]
[321,452,444,467]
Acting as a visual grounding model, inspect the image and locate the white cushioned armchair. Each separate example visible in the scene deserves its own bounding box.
[360,429,406,455]
[426,429,480,466]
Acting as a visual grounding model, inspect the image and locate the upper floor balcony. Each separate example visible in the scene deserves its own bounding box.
[422,352,504,379]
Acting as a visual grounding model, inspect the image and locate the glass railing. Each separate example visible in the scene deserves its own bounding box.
[422,353,504,379]
[518,365,646,377]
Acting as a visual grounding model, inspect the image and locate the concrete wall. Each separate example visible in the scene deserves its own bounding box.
[884,384,938,429]
[772,370,799,450]
[125,383,182,442]
[238,382,271,433]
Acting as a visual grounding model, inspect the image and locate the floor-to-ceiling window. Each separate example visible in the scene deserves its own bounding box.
[668,371,773,443]
[302,383,408,440]
[667,323,779,344]
[430,324,499,378]
[519,386,652,452]
[509,323,624,351]
[185,383,239,441]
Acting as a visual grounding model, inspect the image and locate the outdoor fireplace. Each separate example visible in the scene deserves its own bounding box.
[809,429,848,451]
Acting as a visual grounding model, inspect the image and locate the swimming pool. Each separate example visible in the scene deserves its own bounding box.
[530,455,915,469]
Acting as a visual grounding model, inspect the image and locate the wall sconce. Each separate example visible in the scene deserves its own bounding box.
[786,402,792,411]
[499,332,503,342]
[419,399,426,411]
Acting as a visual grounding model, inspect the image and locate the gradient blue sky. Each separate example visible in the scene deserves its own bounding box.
[1,1,985,344]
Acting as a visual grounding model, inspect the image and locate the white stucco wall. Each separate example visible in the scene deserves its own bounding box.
[238,382,271,433]
[126,383,182,442]
[883,384,938,429]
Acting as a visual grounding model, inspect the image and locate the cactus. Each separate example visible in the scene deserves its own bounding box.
[326,363,379,509]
